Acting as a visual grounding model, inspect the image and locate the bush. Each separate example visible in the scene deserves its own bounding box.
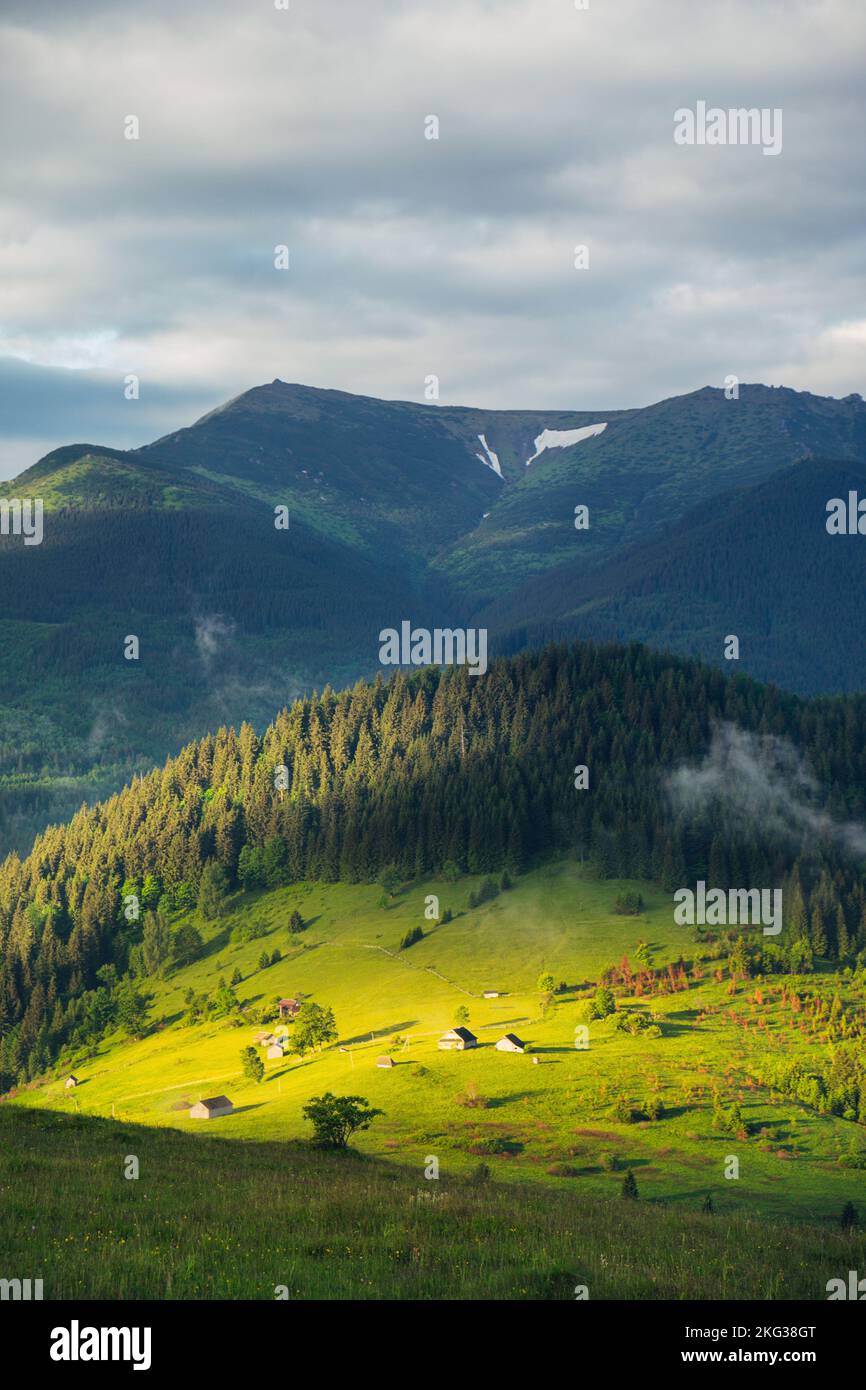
[621,1169,639,1200]
[612,891,644,916]
[471,1136,521,1156]
[589,986,617,1021]
[840,1201,859,1230]
[233,918,269,944]
[613,1010,662,1038]
[400,926,423,950]
[599,1152,619,1172]
[456,1079,488,1109]
[468,878,499,910]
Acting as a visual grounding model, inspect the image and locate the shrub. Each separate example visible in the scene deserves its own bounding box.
[612,891,644,916]
[840,1201,858,1230]
[471,1136,521,1156]
[589,986,616,1021]
[233,918,269,944]
[621,1169,639,1200]
[456,1079,488,1109]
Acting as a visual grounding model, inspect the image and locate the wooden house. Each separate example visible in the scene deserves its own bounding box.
[437,1026,477,1051]
[189,1095,234,1120]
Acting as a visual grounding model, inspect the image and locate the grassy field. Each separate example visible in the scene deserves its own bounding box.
[8,861,866,1238]
[2,1104,862,1300]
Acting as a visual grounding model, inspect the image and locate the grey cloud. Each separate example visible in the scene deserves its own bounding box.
[667,723,866,860]
[0,0,864,454]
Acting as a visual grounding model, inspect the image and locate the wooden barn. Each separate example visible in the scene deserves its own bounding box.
[279,998,301,1021]
[438,1026,477,1051]
[495,1033,527,1053]
[64,1075,78,1090]
[189,1095,234,1120]
[376,1055,394,1068]
[266,1043,285,1059]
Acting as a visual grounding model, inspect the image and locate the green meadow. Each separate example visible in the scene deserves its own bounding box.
[8,861,866,1255]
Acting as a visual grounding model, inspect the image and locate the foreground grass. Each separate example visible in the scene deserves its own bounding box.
[0,1107,862,1300]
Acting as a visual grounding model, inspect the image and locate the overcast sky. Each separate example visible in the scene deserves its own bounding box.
[1,0,864,475]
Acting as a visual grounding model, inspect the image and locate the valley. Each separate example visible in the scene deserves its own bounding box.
[4,860,865,1299]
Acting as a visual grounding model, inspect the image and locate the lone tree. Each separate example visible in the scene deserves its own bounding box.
[454,1004,471,1027]
[292,1002,337,1055]
[840,1201,858,1231]
[621,1169,639,1200]
[302,1093,383,1149]
[289,909,305,935]
[241,1046,264,1084]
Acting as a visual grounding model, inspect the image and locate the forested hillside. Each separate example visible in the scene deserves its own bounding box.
[3,641,866,1088]
[488,458,866,695]
[3,379,866,855]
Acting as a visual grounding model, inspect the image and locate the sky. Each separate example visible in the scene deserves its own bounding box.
[1,0,864,475]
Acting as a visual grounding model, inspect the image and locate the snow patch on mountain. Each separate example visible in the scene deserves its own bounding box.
[475,433,504,479]
[525,422,607,466]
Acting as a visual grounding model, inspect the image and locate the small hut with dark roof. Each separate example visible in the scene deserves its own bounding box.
[189,1095,234,1119]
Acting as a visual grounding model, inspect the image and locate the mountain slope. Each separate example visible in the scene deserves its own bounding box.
[3,378,866,853]
[484,458,866,695]
[442,384,866,605]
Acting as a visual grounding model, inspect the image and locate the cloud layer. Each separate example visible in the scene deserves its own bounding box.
[1,0,865,473]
